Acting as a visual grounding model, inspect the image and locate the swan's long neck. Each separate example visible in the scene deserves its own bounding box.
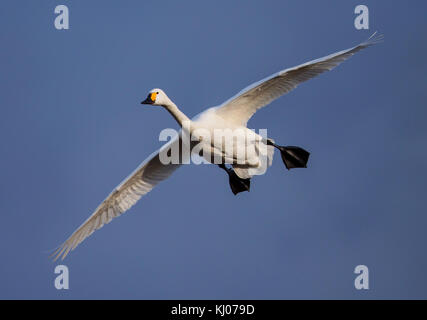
[164,102,191,127]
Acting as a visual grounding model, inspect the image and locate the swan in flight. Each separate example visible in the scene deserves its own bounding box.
[53,32,382,260]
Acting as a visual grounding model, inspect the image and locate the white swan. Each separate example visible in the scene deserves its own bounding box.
[53,32,382,260]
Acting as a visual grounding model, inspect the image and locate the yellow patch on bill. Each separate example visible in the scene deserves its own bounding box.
[150,92,157,101]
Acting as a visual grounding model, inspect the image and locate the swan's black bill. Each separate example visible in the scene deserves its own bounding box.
[267,140,310,170]
[141,95,154,104]
[218,164,251,195]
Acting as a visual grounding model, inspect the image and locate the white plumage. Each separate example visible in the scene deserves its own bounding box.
[53,32,382,260]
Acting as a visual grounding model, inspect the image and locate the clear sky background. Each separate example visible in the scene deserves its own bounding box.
[1,1,426,299]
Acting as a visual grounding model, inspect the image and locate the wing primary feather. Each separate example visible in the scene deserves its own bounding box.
[215,32,383,125]
[52,137,182,260]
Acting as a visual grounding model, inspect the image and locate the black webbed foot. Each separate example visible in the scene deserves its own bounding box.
[267,139,310,170]
[218,164,251,195]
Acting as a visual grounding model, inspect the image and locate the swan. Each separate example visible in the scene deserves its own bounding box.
[52,32,382,260]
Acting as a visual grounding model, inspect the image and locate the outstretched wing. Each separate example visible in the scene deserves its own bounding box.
[215,32,383,125]
[52,136,183,261]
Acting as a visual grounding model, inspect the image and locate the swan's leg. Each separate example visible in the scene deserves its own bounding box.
[267,139,310,170]
[218,164,251,195]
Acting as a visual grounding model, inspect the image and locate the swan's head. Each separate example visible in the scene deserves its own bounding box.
[141,88,170,106]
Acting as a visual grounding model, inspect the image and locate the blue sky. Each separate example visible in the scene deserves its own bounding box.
[1,1,426,299]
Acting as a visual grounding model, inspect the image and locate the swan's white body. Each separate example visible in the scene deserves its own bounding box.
[53,33,382,260]
[189,108,273,177]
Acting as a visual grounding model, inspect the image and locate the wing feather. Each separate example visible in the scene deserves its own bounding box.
[52,136,182,261]
[216,32,383,125]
